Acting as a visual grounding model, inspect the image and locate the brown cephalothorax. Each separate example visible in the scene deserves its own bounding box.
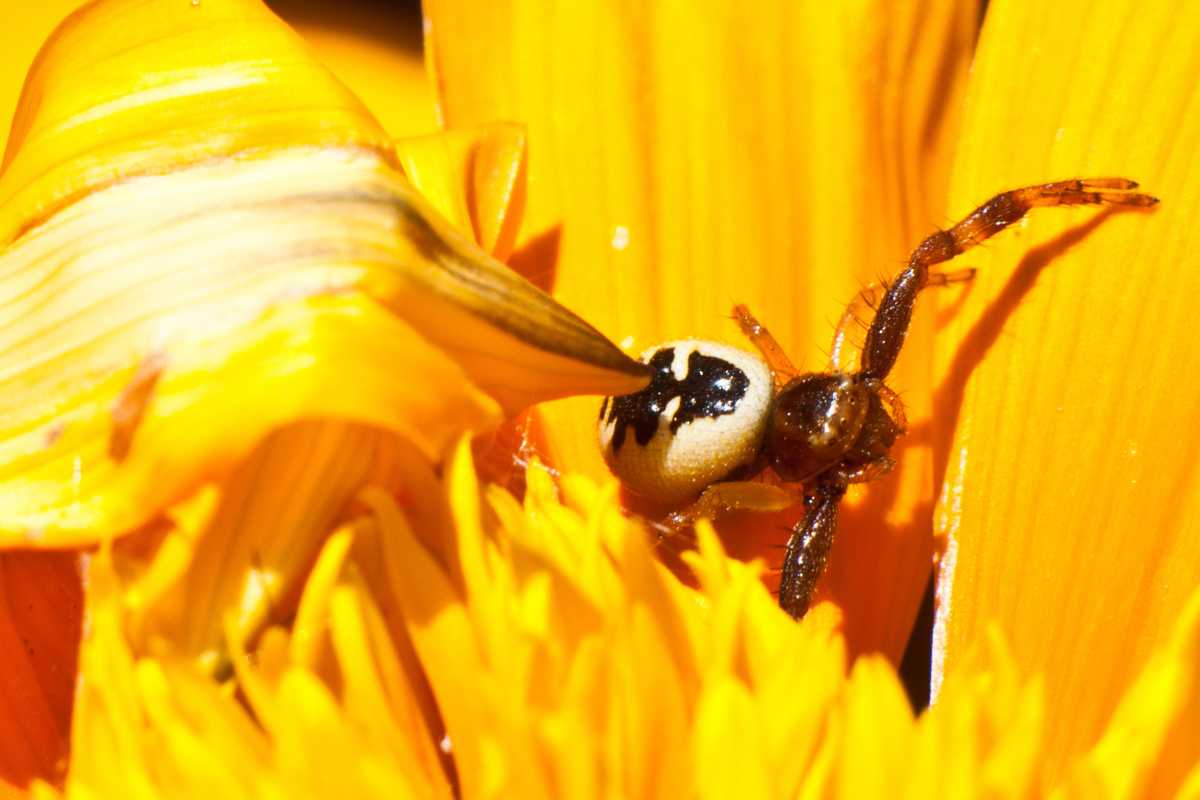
[600,178,1158,618]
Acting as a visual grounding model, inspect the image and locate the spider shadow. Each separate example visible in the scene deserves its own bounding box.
[815,207,1138,660]
[930,207,1122,496]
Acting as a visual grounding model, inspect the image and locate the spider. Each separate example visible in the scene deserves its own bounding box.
[598,178,1157,618]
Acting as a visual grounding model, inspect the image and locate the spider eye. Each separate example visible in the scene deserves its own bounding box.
[598,340,773,505]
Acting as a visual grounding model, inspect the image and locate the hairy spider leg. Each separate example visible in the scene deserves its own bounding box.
[779,482,846,618]
[777,407,899,619]
[873,382,908,434]
[860,178,1157,382]
[732,303,799,385]
[779,178,1156,620]
[830,268,976,373]
[665,480,796,530]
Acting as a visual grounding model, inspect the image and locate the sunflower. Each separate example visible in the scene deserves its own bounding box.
[0,0,1197,797]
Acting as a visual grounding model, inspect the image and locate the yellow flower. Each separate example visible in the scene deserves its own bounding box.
[0,0,1197,797]
[425,0,1200,788]
[0,0,645,787]
[44,441,1200,797]
[425,0,977,661]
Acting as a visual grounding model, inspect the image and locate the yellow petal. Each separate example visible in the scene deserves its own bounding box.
[0,551,80,788]
[289,522,356,671]
[0,2,91,158]
[837,657,913,796]
[934,0,1200,784]
[57,442,1200,796]
[327,581,450,793]
[1057,591,1200,798]
[395,124,528,261]
[272,0,439,140]
[126,424,444,668]
[692,679,771,799]
[0,0,390,242]
[359,469,493,798]
[1,0,647,548]
[916,627,1043,797]
[426,0,976,659]
[0,206,498,544]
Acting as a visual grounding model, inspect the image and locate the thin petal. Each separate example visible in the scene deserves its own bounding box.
[328,582,452,793]
[360,470,494,799]
[426,0,976,658]
[836,657,913,796]
[126,423,433,667]
[692,681,770,800]
[68,551,159,797]
[289,522,355,671]
[934,0,1200,782]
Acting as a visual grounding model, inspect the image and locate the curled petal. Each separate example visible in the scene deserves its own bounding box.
[395,123,528,261]
[0,0,391,242]
[0,0,647,546]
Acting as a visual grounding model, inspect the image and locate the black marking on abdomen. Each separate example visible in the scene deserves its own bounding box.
[606,347,749,452]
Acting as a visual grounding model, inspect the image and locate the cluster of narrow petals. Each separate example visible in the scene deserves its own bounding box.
[34,442,1200,798]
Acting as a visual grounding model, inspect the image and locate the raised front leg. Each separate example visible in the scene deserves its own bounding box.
[861,178,1157,381]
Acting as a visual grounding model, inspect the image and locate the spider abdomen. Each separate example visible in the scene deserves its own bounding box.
[598,340,773,505]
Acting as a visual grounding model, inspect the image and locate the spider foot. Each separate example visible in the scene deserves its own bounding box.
[1026,178,1159,208]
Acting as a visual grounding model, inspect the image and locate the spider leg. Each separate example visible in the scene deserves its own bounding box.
[829,285,882,373]
[779,481,847,618]
[665,480,797,529]
[860,178,1157,381]
[732,304,799,385]
[830,268,976,372]
[838,456,896,485]
[874,383,907,434]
